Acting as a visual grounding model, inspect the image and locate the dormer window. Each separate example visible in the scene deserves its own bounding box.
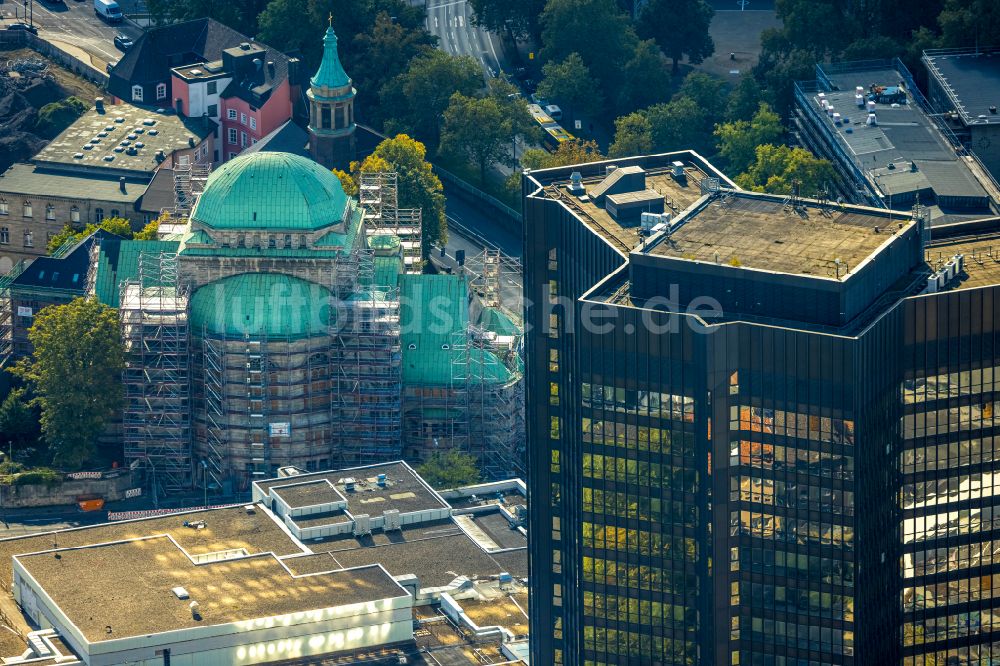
[283,234,292,249]
[298,234,307,249]
[132,85,143,102]
[268,235,276,249]
[156,83,167,101]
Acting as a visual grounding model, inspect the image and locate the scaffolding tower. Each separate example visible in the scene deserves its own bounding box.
[465,249,523,318]
[119,251,193,493]
[359,172,423,273]
[173,161,211,218]
[333,248,403,465]
[0,261,26,369]
[450,324,525,480]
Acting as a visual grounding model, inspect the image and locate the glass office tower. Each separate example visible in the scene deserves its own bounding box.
[523,153,1000,665]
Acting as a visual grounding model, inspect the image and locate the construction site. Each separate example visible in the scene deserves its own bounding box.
[87,151,525,496]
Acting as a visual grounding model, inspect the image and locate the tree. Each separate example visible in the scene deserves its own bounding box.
[642,96,712,155]
[379,50,483,147]
[539,0,639,101]
[617,40,672,115]
[440,94,514,184]
[416,449,481,488]
[677,72,728,124]
[767,0,857,58]
[333,168,358,197]
[349,11,437,124]
[356,134,447,256]
[520,139,604,169]
[726,75,764,122]
[609,112,653,158]
[638,0,714,74]
[133,212,169,241]
[938,0,1000,48]
[34,97,88,140]
[735,144,837,196]
[46,217,134,255]
[714,103,784,174]
[536,53,603,124]
[11,298,124,470]
[468,0,545,39]
[0,388,39,451]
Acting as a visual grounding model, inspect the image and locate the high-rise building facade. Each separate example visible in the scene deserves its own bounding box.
[524,152,1000,665]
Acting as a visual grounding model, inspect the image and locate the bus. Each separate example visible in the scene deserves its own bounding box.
[528,103,575,151]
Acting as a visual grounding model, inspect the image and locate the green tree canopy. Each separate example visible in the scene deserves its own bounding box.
[416,448,481,489]
[536,52,604,123]
[0,388,40,451]
[47,217,134,255]
[520,139,604,170]
[34,97,88,140]
[714,102,784,174]
[380,50,483,147]
[468,0,545,39]
[609,112,653,158]
[638,0,714,74]
[642,96,712,155]
[726,75,765,122]
[355,134,447,256]
[735,144,837,196]
[539,0,638,102]
[617,40,672,115]
[11,298,124,470]
[440,93,515,184]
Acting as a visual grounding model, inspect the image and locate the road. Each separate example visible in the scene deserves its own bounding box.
[0,0,142,71]
[422,0,504,81]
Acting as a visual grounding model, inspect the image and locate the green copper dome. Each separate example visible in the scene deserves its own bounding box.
[190,273,332,338]
[192,152,347,231]
[311,25,352,91]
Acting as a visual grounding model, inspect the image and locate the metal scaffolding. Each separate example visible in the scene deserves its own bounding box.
[0,261,26,369]
[119,251,193,493]
[452,324,525,480]
[173,161,211,218]
[333,248,403,465]
[465,249,523,317]
[359,172,423,273]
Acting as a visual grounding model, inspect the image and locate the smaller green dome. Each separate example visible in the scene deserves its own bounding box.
[190,273,332,338]
[311,25,352,92]
[192,152,347,231]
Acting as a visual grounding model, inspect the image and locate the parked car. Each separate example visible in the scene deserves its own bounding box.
[113,33,133,51]
[5,22,39,35]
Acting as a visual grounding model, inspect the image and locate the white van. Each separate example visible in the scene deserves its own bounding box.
[94,0,123,24]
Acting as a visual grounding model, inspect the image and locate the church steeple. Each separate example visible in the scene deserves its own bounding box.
[307,17,356,169]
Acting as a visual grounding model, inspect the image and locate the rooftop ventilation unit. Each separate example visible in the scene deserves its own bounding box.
[342,477,357,492]
[377,473,387,487]
[171,587,189,599]
[353,513,372,536]
[568,171,585,196]
[383,509,401,531]
[671,161,685,178]
[867,113,878,126]
[605,165,618,175]
[641,211,671,233]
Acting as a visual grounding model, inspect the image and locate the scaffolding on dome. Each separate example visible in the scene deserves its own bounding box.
[173,161,211,218]
[359,172,423,274]
[332,247,403,466]
[465,249,523,320]
[119,251,193,494]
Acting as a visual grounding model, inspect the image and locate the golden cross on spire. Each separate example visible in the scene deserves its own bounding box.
[328,12,333,27]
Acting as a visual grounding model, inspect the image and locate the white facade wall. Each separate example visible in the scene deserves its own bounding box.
[186,78,231,125]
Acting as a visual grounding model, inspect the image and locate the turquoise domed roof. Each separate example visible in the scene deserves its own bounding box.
[192,152,347,231]
[190,273,332,338]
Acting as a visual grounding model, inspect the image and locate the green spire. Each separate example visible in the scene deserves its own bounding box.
[311,23,351,90]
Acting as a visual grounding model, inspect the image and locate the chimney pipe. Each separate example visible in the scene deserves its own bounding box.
[94,97,105,113]
[119,177,126,193]
[267,61,275,76]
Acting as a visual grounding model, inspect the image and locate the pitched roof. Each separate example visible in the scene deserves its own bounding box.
[240,119,309,158]
[399,274,512,386]
[136,168,174,214]
[92,238,181,307]
[108,18,291,104]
